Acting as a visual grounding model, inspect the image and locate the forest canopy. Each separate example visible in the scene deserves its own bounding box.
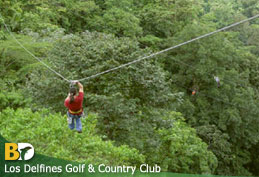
[0,0,258,176]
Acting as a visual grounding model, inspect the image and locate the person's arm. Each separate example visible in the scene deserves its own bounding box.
[64,93,70,107]
[77,81,84,93]
[65,93,70,100]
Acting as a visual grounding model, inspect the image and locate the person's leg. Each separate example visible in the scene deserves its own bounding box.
[69,118,75,130]
[67,112,75,130]
[75,116,82,133]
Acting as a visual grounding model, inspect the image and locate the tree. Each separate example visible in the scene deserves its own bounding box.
[54,0,101,33]
[0,108,145,166]
[25,31,207,172]
[162,20,259,175]
[156,112,218,174]
[90,8,142,37]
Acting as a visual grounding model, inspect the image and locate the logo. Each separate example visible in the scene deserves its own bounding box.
[5,143,34,161]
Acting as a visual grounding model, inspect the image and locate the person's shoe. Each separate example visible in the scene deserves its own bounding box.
[77,131,82,133]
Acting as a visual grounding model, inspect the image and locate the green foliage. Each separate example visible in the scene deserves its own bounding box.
[1,0,259,175]
[156,112,217,174]
[0,108,145,166]
[139,3,176,38]
[203,0,238,27]
[138,34,163,49]
[55,0,101,33]
[104,0,134,12]
[247,24,259,55]
[0,89,30,111]
[0,0,23,31]
[121,110,218,174]
[0,34,50,111]
[143,0,202,35]
[238,0,259,17]
[25,32,184,165]
[0,107,217,173]
[162,19,259,175]
[0,34,51,84]
[0,0,59,32]
[91,8,142,37]
[26,31,178,112]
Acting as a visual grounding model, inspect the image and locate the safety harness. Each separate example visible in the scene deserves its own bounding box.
[69,108,83,114]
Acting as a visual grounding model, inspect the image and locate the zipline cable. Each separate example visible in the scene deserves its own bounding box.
[78,14,259,81]
[1,13,258,114]
[0,13,70,83]
[1,13,258,82]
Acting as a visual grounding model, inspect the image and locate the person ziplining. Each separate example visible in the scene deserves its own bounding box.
[192,89,197,96]
[214,76,220,87]
[64,81,84,133]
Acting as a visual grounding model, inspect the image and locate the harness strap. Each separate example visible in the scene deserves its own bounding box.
[69,108,82,114]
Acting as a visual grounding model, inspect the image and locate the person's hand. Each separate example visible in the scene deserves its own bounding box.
[71,80,78,85]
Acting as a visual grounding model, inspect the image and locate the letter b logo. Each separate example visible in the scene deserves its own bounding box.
[5,143,34,161]
[5,143,19,160]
